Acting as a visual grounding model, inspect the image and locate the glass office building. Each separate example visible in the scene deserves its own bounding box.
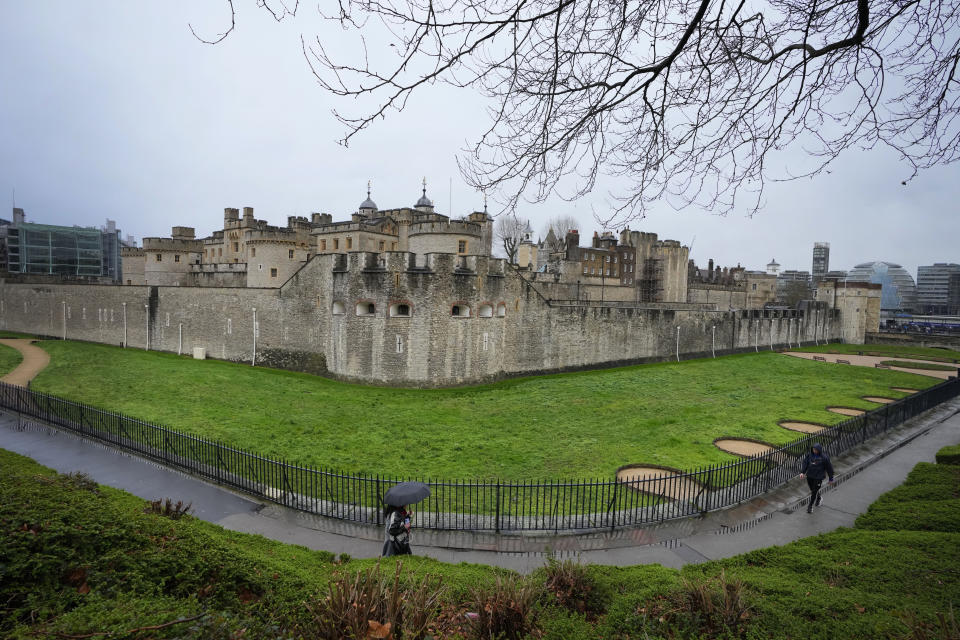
[7,222,122,281]
[847,261,917,312]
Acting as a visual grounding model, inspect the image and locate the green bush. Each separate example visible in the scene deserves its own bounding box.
[935,444,960,466]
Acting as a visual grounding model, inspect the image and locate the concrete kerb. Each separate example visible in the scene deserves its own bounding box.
[3,396,958,561]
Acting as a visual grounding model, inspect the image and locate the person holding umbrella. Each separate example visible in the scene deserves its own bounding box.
[381,481,430,557]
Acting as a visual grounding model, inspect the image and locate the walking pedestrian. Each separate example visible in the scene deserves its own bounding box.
[799,443,834,513]
[381,504,413,556]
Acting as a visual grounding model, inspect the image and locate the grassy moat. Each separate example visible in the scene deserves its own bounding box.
[27,340,940,479]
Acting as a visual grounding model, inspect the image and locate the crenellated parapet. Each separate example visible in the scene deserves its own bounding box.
[142,237,204,253]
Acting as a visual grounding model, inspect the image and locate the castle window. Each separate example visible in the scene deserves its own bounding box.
[497,303,506,317]
[583,267,588,274]
[332,301,346,315]
[270,268,278,277]
[458,240,467,254]
[126,280,131,285]
[218,248,222,257]
[334,239,339,250]
[752,284,757,291]
[356,301,376,316]
[390,303,411,317]
[478,303,493,318]
[346,237,353,249]
[289,249,295,259]
[251,247,256,257]
[155,254,162,262]
[233,242,239,252]
[379,240,385,251]
[227,318,232,335]
[483,333,489,351]
[606,255,611,263]
[396,335,404,353]
[174,254,180,263]
[392,242,397,250]
[451,304,471,317]
[613,256,617,263]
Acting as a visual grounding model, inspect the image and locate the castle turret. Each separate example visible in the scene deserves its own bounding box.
[359,181,378,215]
[414,177,434,213]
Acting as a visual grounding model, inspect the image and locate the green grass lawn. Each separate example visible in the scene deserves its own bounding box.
[28,340,938,479]
[3,447,959,639]
[0,341,23,376]
[795,342,960,362]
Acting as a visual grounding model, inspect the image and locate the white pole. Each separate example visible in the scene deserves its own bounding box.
[252,307,257,367]
[675,326,680,362]
[755,320,759,352]
[61,301,66,340]
[770,318,774,350]
[122,302,127,347]
[711,325,716,358]
[814,310,819,345]
[144,304,149,350]
[178,323,182,356]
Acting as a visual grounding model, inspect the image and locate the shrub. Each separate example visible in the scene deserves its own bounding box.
[143,498,192,519]
[935,444,960,466]
[898,606,959,640]
[305,561,443,640]
[542,557,608,616]
[465,575,541,640]
[636,569,753,637]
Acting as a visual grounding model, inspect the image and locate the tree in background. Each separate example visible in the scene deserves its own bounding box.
[200,0,960,225]
[495,214,526,263]
[541,215,579,253]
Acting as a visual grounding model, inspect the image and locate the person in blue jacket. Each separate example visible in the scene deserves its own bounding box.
[800,443,834,513]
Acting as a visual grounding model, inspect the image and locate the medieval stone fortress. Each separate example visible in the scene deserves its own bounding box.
[0,183,880,386]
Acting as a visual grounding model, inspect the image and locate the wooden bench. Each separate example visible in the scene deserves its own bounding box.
[875,363,890,369]
[836,359,851,365]
[812,355,826,362]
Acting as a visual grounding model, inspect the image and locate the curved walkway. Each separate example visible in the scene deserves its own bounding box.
[1,398,957,573]
[0,339,50,388]
[783,351,957,380]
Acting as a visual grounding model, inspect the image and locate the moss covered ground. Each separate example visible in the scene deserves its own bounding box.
[2,446,959,639]
[27,340,938,479]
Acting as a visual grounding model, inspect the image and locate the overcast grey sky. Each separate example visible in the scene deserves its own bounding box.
[1,2,956,279]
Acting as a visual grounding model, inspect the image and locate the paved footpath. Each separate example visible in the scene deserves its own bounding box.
[783,351,959,380]
[2,399,958,573]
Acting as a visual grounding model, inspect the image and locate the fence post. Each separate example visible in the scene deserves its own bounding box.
[495,480,501,533]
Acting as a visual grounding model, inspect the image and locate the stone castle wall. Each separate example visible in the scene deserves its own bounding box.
[0,254,842,386]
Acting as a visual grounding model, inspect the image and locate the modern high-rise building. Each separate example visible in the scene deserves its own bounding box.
[812,242,830,282]
[916,263,960,315]
[5,208,124,283]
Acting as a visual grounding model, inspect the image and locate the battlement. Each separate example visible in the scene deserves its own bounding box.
[142,237,204,252]
[190,262,248,273]
[245,228,302,243]
[407,219,483,237]
[330,251,506,277]
[121,247,144,256]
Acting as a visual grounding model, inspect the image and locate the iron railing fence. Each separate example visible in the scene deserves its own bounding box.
[1,376,957,532]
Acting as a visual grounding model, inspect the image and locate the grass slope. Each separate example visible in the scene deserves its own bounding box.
[0,342,23,376]
[2,447,959,639]
[29,340,938,479]
[795,342,960,363]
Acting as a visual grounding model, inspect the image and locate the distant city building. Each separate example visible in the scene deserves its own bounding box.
[916,263,960,315]
[812,242,830,282]
[4,208,123,283]
[776,270,813,303]
[846,261,917,312]
[766,258,781,275]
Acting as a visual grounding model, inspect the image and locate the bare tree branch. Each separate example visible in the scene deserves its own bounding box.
[221,0,960,224]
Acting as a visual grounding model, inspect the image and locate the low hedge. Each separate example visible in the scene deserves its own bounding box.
[935,444,960,465]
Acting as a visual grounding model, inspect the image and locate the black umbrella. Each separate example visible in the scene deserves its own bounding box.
[383,481,430,507]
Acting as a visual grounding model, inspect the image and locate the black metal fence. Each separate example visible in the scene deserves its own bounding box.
[1,377,957,532]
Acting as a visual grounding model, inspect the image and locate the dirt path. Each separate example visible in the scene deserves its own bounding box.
[783,351,956,380]
[714,438,774,457]
[780,421,828,434]
[615,466,703,501]
[0,339,51,388]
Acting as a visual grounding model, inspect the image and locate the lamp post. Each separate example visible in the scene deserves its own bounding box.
[711,325,716,358]
[61,301,66,340]
[144,304,149,350]
[676,325,680,362]
[252,307,257,367]
[122,302,127,347]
